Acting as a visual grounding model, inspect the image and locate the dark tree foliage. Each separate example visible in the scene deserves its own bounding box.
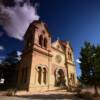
[5,51,21,64]
[79,42,100,96]
[0,51,21,90]
[94,46,100,85]
[79,42,95,85]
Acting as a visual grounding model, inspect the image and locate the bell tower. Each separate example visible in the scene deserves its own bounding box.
[18,20,52,91]
[24,20,51,51]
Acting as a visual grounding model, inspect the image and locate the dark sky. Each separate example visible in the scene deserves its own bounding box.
[1,0,100,76]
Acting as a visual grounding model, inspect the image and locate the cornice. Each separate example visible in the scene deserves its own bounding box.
[51,46,65,54]
[33,47,53,57]
[66,61,76,66]
[21,45,52,57]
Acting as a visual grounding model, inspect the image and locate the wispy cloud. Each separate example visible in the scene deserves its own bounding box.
[0,0,40,40]
[76,59,81,64]
[0,45,4,51]
[0,56,5,59]
[17,51,22,56]
[0,31,3,37]
[0,56,6,64]
[0,59,2,64]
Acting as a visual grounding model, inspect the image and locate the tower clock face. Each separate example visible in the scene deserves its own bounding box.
[55,55,62,63]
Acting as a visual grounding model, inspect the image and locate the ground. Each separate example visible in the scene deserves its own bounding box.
[0,90,82,100]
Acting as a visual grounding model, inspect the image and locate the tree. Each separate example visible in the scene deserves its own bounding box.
[79,42,100,96]
[93,45,100,95]
[0,50,21,89]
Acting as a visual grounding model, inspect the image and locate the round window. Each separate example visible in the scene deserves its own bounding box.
[55,55,62,63]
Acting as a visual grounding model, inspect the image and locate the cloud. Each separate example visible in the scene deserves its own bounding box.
[0,31,3,36]
[76,59,81,64]
[16,51,22,60]
[0,59,2,64]
[0,45,4,50]
[0,56,6,64]
[0,56,5,59]
[0,0,40,40]
[15,0,24,2]
[17,51,22,56]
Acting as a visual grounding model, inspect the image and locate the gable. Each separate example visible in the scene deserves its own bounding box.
[24,20,51,39]
[52,40,65,52]
[32,20,51,37]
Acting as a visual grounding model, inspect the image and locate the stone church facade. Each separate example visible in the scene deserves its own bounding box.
[17,20,77,92]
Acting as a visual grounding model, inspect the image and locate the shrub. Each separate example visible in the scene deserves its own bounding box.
[76,92,93,100]
[6,89,16,96]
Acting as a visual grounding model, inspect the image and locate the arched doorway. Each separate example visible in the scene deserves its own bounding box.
[55,69,66,87]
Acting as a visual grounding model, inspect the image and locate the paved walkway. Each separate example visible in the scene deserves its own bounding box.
[0,90,83,100]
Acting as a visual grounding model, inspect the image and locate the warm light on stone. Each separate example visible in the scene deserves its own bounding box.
[17,20,77,92]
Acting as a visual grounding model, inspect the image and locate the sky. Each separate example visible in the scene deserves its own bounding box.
[1,0,100,76]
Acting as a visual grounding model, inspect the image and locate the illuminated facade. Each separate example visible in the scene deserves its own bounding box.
[17,20,77,91]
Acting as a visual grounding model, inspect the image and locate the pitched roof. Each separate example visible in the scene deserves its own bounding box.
[59,40,73,51]
[59,40,66,48]
[52,39,66,49]
[24,20,51,39]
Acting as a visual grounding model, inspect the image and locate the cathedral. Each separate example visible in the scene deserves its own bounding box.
[17,20,77,92]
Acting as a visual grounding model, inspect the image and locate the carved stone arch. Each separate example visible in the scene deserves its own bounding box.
[35,64,47,70]
[35,65,48,85]
[42,65,48,71]
[55,68,65,75]
[55,68,66,87]
[35,64,42,71]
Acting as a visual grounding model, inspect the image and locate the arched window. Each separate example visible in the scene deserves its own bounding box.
[44,38,47,48]
[38,67,42,84]
[39,35,43,47]
[43,68,46,84]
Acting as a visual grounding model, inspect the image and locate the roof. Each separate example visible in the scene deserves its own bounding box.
[24,20,51,39]
[59,40,66,48]
[53,39,73,51]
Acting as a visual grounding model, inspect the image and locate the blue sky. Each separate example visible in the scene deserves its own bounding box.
[1,0,100,76]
